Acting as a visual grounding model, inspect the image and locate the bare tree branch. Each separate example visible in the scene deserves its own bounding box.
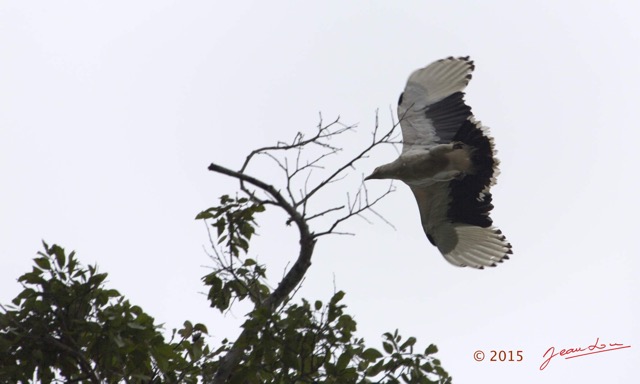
[206,114,399,383]
[305,205,345,221]
[296,120,396,208]
[238,115,346,175]
[314,181,396,238]
[207,163,315,384]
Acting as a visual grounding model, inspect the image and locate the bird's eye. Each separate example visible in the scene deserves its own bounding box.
[398,92,404,105]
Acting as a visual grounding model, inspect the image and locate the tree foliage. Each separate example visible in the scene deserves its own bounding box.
[196,193,451,384]
[1,116,451,383]
[0,242,215,383]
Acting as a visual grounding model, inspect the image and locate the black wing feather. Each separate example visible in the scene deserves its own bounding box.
[447,119,496,227]
[424,91,473,144]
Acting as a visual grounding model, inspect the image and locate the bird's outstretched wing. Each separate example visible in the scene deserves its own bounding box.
[399,57,511,268]
[410,118,511,269]
[398,56,475,154]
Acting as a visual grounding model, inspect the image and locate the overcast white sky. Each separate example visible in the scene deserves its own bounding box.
[1,1,638,382]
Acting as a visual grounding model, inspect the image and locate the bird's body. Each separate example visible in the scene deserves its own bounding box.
[366,56,512,269]
[373,144,474,187]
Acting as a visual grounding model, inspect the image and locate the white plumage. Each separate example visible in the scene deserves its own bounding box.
[365,56,512,269]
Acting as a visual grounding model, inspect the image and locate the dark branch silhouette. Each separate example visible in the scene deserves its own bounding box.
[207,114,398,383]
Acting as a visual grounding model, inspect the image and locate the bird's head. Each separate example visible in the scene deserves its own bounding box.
[364,166,386,181]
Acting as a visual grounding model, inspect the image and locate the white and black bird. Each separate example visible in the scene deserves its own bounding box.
[365,56,512,269]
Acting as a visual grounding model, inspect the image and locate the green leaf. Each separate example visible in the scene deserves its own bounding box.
[192,341,203,360]
[383,341,394,354]
[314,300,323,310]
[362,347,383,361]
[193,323,208,334]
[67,255,77,274]
[425,344,438,355]
[336,350,352,371]
[54,248,66,268]
[195,210,214,220]
[105,289,121,298]
[128,322,147,330]
[400,336,416,351]
[215,219,226,237]
[34,257,51,271]
[113,334,125,347]
[366,360,385,377]
[18,270,45,285]
[331,290,346,304]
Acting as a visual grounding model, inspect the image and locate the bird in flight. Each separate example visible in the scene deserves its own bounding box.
[365,56,512,269]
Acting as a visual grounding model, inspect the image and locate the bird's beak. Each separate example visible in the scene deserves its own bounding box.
[365,168,382,181]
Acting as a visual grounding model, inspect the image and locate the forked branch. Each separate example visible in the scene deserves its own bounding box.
[207,114,398,383]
